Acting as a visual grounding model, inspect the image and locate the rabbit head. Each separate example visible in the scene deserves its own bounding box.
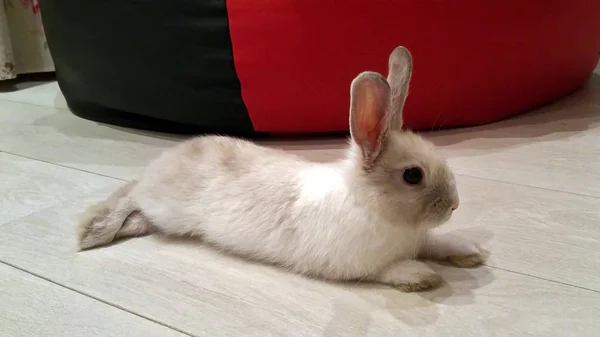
[347,46,459,228]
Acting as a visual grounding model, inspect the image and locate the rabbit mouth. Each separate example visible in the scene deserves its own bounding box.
[421,208,453,228]
[418,197,454,227]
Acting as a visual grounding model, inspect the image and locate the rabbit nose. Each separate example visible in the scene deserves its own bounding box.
[451,205,458,211]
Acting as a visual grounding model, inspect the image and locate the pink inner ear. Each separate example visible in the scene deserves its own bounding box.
[350,73,390,160]
[356,110,383,154]
[354,87,388,155]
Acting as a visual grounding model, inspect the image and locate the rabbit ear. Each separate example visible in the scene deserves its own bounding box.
[349,71,392,167]
[386,46,413,129]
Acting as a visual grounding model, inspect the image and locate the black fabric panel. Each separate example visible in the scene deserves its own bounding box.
[40,0,255,135]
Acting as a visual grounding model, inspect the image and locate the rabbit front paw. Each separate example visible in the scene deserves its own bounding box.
[376,260,443,292]
[447,253,485,268]
[422,232,486,268]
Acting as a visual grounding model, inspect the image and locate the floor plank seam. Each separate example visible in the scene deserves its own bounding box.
[481,263,600,294]
[0,149,127,182]
[453,173,600,200]
[0,97,71,112]
[0,260,198,337]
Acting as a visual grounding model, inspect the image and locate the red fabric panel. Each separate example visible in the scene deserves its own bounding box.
[226,0,600,133]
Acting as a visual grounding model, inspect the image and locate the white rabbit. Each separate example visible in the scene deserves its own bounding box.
[78,46,485,292]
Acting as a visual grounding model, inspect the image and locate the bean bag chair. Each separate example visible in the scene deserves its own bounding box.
[40,0,600,134]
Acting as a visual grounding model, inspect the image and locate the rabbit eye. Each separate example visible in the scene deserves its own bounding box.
[403,167,423,185]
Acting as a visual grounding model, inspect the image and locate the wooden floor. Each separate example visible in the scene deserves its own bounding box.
[1,65,599,336]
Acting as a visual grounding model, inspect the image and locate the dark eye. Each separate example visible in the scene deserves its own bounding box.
[403,167,423,185]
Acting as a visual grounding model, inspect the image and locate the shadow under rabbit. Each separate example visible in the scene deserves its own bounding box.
[91,228,495,296]
[154,232,497,331]
[320,262,495,334]
[77,218,495,332]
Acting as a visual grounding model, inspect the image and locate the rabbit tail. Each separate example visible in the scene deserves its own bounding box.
[77,181,152,250]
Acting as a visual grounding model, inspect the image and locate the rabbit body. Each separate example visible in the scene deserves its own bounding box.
[130,135,425,280]
[78,46,485,291]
